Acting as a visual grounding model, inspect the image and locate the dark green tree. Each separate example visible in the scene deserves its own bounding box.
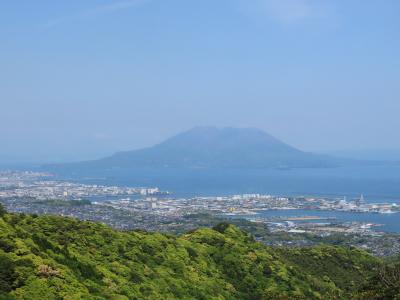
[0,203,6,217]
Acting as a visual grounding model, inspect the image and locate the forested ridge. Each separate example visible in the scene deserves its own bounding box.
[0,205,399,299]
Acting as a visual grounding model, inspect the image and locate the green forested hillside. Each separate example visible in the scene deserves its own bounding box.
[354,258,400,299]
[0,208,390,299]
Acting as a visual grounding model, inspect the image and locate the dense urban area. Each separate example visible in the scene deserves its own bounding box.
[1,170,400,257]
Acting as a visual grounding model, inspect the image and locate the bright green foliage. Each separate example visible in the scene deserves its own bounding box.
[0,213,385,299]
[274,245,381,295]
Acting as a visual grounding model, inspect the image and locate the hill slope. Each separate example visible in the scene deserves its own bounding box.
[0,210,383,299]
[52,127,338,170]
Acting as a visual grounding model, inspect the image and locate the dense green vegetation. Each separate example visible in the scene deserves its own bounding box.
[354,256,400,299]
[0,204,396,299]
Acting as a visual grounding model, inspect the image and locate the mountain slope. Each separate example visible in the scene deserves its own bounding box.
[0,210,382,299]
[53,127,338,170]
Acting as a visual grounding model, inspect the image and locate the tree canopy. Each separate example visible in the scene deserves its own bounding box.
[0,211,394,299]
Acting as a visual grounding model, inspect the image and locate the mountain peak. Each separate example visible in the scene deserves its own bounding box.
[156,126,295,153]
[91,127,332,169]
[48,127,336,170]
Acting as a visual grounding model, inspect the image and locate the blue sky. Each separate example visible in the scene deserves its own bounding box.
[1,0,400,162]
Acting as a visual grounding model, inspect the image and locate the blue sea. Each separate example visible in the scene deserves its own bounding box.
[59,165,400,232]
[69,165,400,203]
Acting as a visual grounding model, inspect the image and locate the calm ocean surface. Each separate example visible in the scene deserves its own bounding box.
[63,165,400,232]
[71,165,400,203]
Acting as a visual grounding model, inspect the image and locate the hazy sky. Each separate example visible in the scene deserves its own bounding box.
[1,0,400,162]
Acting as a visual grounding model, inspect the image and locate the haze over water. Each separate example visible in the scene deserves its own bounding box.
[1,1,400,163]
[70,165,400,204]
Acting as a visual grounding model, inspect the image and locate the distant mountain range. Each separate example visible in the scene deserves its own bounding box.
[48,127,348,171]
